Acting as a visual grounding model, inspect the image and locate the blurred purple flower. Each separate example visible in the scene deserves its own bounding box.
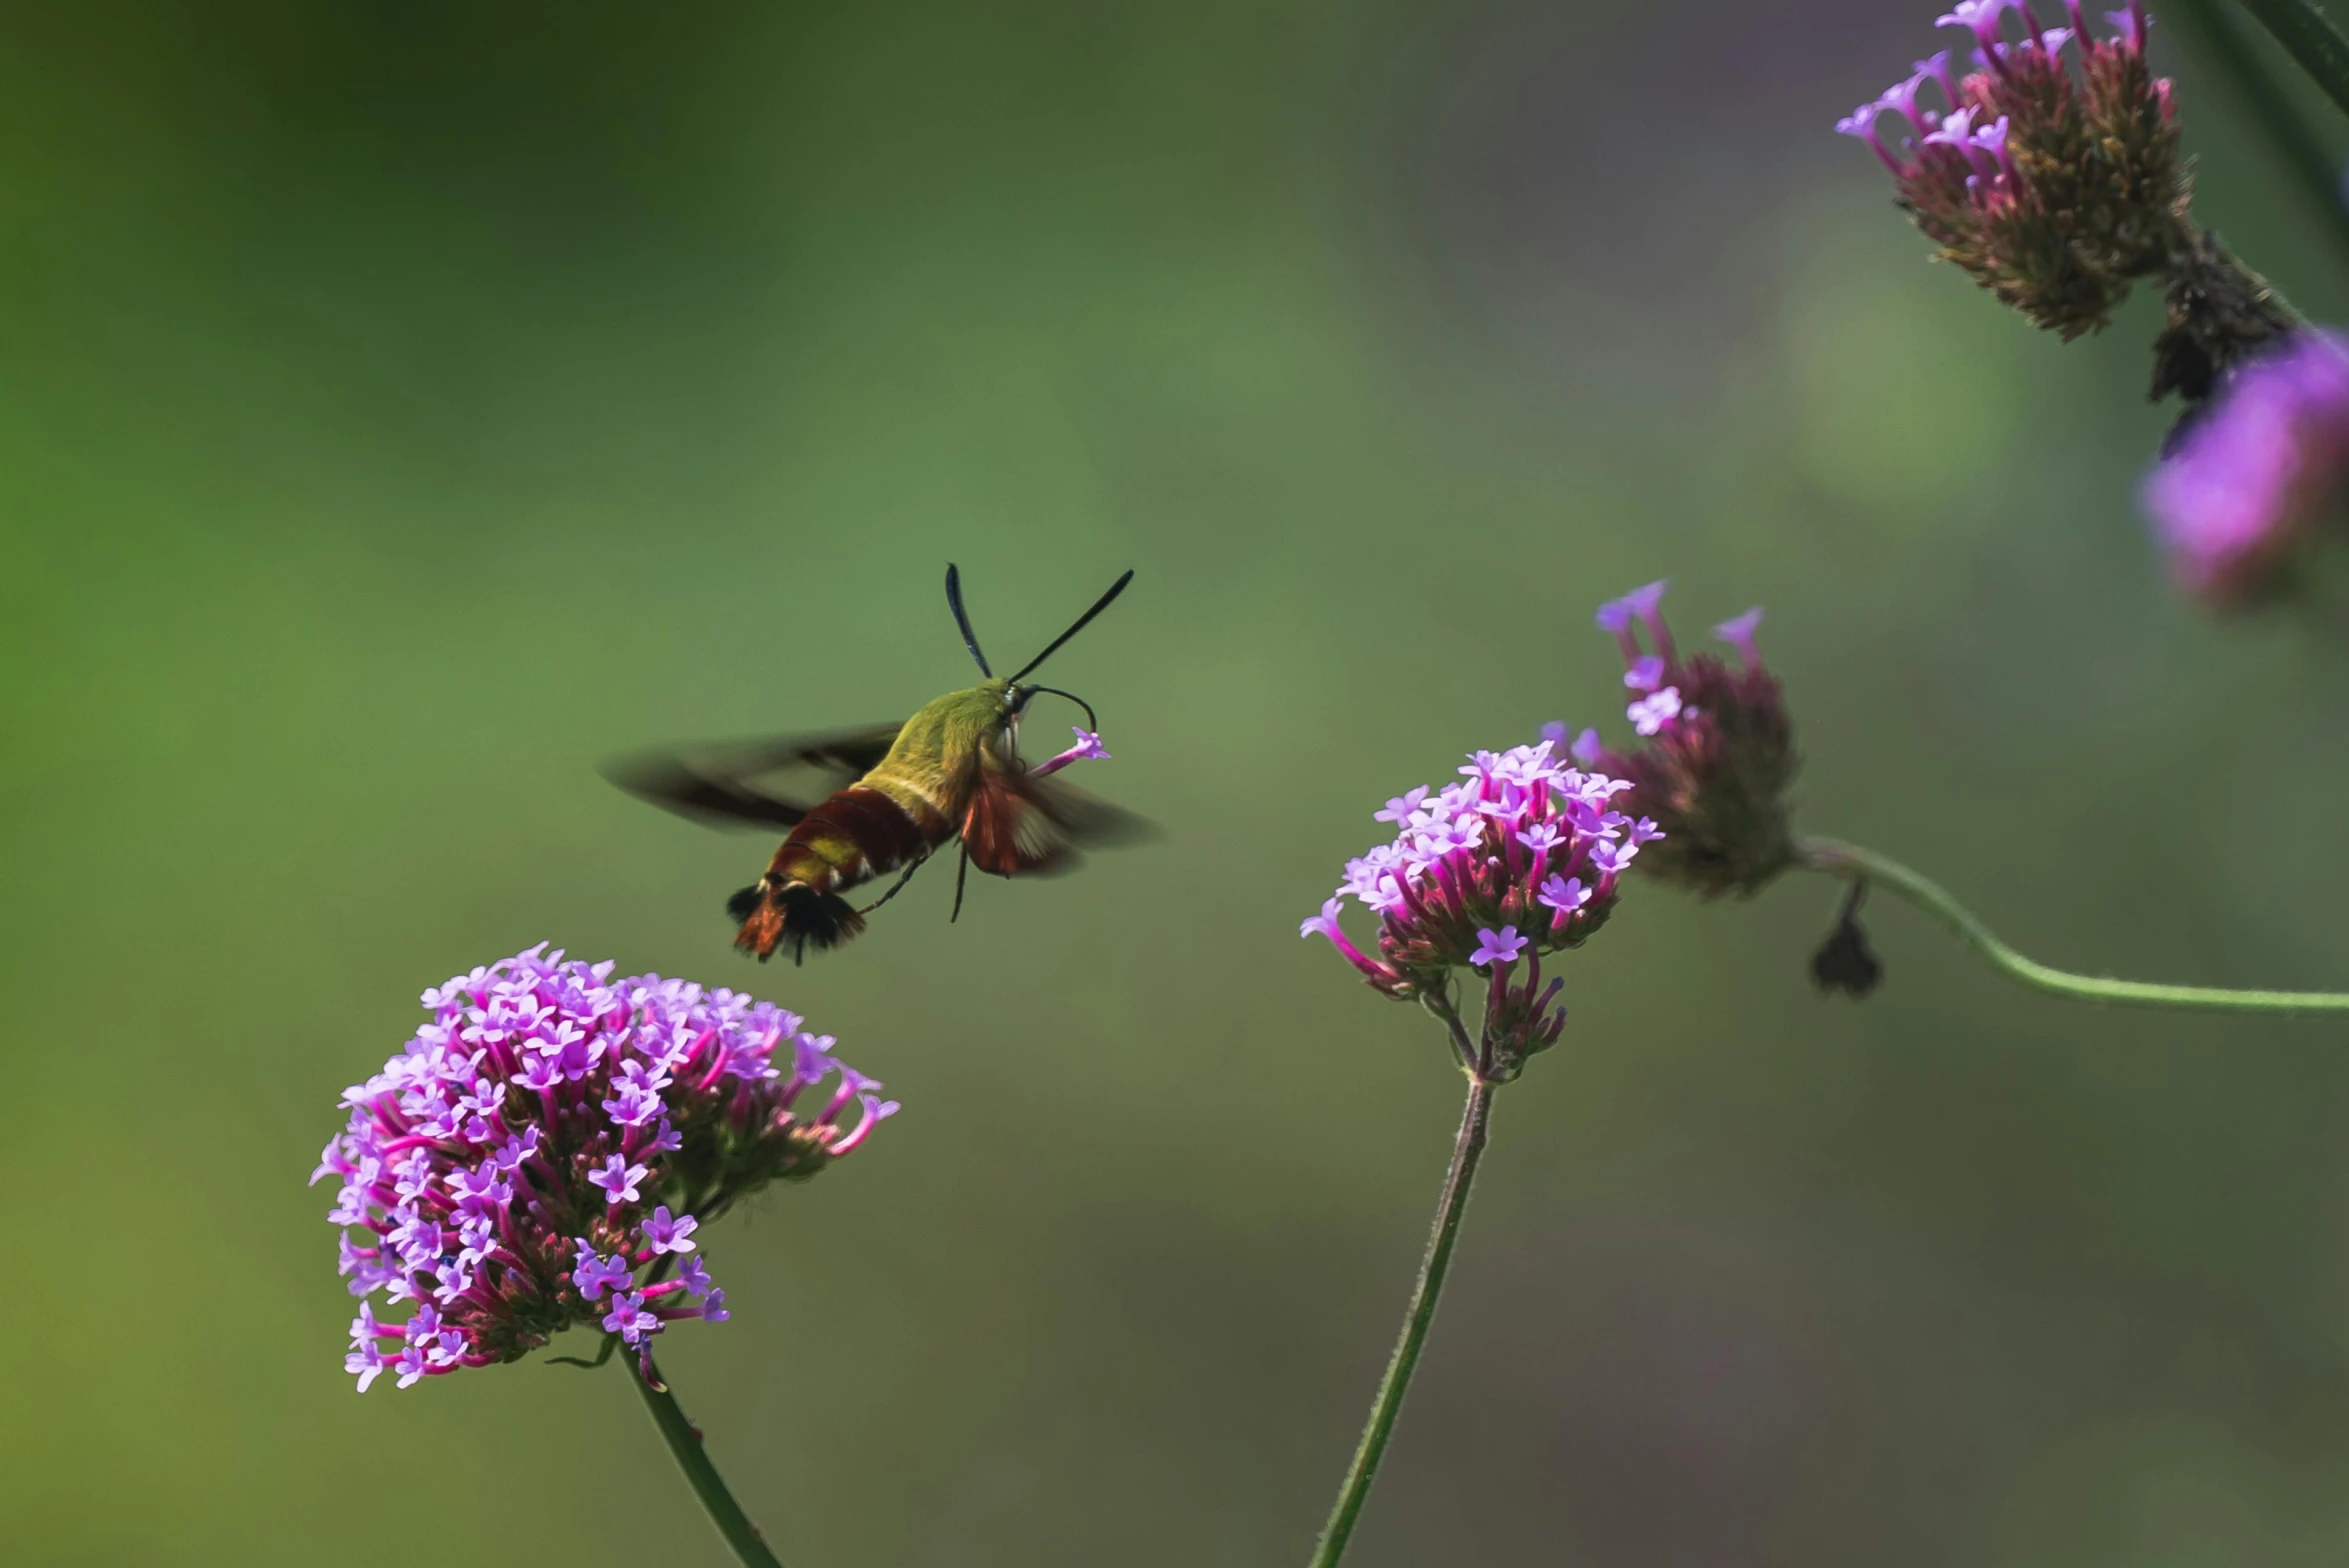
[313,945,897,1390]
[2141,329,2349,606]
[1627,687,1684,737]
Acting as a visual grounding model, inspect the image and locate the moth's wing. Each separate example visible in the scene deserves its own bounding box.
[1028,778,1156,848]
[960,764,1157,877]
[602,724,904,832]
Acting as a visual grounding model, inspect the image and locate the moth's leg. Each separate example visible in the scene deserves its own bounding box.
[856,854,931,915]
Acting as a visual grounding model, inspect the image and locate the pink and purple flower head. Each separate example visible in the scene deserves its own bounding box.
[1577,583,1798,900]
[1299,738,1653,1034]
[1835,1,2183,342]
[313,945,897,1390]
[2142,329,2349,606]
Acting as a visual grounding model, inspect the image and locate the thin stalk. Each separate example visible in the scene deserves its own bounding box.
[1799,836,2349,1013]
[2236,0,2349,121]
[1307,1071,1497,1568]
[1421,987,1481,1075]
[2172,0,2349,259]
[627,1351,788,1568]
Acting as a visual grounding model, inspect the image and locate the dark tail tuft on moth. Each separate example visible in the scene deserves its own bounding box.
[729,879,868,963]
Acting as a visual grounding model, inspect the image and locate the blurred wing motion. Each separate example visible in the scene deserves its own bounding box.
[600,726,905,832]
[961,756,1156,876]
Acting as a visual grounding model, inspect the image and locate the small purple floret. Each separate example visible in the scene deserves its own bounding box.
[1028,727,1112,780]
[1469,927,1528,969]
[1713,608,1764,666]
[602,1291,660,1346]
[1627,687,1684,737]
[1937,0,2015,50]
[589,1155,649,1208]
[1538,875,1591,917]
[642,1206,699,1255]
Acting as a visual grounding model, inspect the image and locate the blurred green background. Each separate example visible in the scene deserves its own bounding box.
[11,2,2349,1563]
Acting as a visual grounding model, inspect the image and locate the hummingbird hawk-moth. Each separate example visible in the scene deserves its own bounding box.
[605,566,1145,963]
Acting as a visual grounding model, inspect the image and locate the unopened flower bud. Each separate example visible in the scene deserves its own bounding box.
[1810,883,1885,999]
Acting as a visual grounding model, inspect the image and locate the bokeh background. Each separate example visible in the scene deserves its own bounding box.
[11,1,2349,1563]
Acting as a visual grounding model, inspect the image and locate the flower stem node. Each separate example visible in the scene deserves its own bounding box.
[1580,583,1798,900]
[313,945,898,1390]
[2151,232,2298,409]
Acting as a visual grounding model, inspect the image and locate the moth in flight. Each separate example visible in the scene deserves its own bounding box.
[606,566,1145,962]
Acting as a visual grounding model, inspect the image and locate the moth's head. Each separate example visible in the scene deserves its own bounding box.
[1007,681,1097,730]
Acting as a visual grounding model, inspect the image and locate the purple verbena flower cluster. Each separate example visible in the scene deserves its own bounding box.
[1578,583,1798,899]
[2142,329,2349,606]
[1299,740,1658,1010]
[313,944,897,1390]
[1838,0,2182,340]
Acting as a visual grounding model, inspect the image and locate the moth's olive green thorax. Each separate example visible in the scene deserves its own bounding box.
[862,680,1023,804]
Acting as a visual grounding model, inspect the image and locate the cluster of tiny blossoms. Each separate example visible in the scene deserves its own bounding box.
[2142,330,2349,606]
[1300,741,1658,1004]
[1838,1,2183,340]
[1578,582,1798,899]
[314,945,897,1390]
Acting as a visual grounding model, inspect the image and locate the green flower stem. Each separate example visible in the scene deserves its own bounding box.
[627,1350,788,1568]
[2235,0,2349,122]
[1799,836,2349,1014]
[1308,1063,1497,1568]
[2173,0,2349,260]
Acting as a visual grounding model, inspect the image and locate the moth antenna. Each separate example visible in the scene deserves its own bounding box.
[945,563,993,678]
[1006,569,1133,683]
[1019,684,1099,730]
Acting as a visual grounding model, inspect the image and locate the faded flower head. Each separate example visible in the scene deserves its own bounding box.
[1578,583,1797,899]
[1300,739,1655,1041]
[2142,329,2349,606]
[1837,1,2184,340]
[313,944,897,1390]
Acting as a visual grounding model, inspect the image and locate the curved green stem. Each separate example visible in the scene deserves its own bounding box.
[1307,1069,1497,1568]
[1422,987,1482,1075]
[2172,0,2349,262]
[2236,0,2349,123]
[1799,836,2349,1014]
[627,1350,788,1568]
